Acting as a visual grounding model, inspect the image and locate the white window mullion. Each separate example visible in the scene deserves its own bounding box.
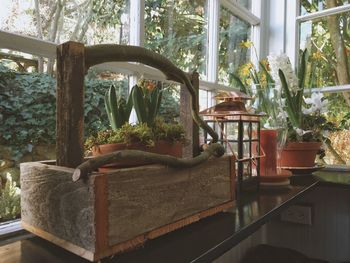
[296,3,350,22]
[129,0,145,123]
[251,0,262,65]
[268,0,286,54]
[285,0,299,67]
[129,0,145,47]
[254,0,270,59]
[207,0,219,84]
[206,0,220,106]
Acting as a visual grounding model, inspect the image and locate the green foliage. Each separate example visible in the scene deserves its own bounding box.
[105,85,132,130]
[0,63,128,160]
[85,118,186,149]
[132,80,163,127]
[0,174,21,221]
[219,7,251,86]
[152,118,186,143]
[144,0,207,75]
[0,67,56,160]
[279,49,308,129]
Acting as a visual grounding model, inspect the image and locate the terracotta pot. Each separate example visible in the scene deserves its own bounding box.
[260,129,278,176]
[280,141,322,168]
[92,141,182,171]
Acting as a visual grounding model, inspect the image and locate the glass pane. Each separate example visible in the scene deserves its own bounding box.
[238,0,252,11]
[145,0,208,79]
[299,13,350,165]
[228,141,239,156]
[226,122,239,141]
[299,13,350,88]
[243,122,251,140]
[252,122,259,139]
[243,161,252,179]
[324,93,350,165]
[159,82,180,122]
[199,89,209,111]
[219,6,251,86]
[300,0,349,16]
[0,0,130,45]
[242,141,251,158]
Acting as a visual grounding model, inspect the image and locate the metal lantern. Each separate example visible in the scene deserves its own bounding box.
[199,91,263,194]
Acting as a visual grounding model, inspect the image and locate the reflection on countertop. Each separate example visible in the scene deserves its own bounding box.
[0,169,349,263]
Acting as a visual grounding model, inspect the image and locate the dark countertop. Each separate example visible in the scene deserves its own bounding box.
[1,170,349,263]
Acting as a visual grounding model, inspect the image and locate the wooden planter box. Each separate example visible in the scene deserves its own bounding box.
[20,156,235,261]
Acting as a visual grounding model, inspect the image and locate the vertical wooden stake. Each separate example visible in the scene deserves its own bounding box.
[56,41,85,167]
[180,72,200,158]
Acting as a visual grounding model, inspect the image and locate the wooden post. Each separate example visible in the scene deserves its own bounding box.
[56,41,85,167]
[180,72,200,158]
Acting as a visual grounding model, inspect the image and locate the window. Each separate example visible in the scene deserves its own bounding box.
[0,0,261,225]
[218,6,252,86]
[0,0,130,45]
[144,0,208,79]
[299,12,350,88]
[296,1,350,165]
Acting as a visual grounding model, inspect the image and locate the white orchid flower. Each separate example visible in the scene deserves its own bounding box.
[304,93,328,114]
[295,128,312,136]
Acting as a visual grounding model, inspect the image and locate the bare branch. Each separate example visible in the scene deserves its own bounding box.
[84,44,219,143]
[72,143,225,181]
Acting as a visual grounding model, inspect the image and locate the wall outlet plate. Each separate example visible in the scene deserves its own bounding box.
[281,204,313,225]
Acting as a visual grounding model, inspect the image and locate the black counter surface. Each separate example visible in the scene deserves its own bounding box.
[0,170,349,263]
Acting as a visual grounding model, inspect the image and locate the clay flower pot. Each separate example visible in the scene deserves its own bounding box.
[92,141,182,171]
[280,141,322,168]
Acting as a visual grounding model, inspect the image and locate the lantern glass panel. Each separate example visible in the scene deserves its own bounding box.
[227,141,238,156]
[243,122,252,140]
[225,122,239,141]
[252,122,259,139]
[242,141,251,159]
[243,161,252,179]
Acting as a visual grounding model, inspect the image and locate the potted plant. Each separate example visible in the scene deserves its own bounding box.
[85,80,186,170]
[268,50,336,167]
[233,41,283,176]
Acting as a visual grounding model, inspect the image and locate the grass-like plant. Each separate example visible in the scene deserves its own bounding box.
[105,85,133,130]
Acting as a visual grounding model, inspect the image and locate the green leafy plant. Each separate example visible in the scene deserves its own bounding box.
[0,174,21,221]
[85,118,186,150]
[232,42,280,128]
[274,50,337,142]
[132,79,162,127]
[105,85,133,130]
[278,49,307,129]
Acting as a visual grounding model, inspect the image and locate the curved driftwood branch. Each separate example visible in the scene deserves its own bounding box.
[72,143,225,182]
[85,44,218,143]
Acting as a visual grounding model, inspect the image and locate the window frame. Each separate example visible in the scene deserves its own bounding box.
[287,0,350,92]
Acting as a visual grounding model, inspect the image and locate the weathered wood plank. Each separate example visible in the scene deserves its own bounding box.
[180,72,200,158]
[106,156,232,245]
[20,156,234,261]
[56,41,85,167]
[20,162,95,251]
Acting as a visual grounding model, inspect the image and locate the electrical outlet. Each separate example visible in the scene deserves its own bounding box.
[281,204,313,225]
